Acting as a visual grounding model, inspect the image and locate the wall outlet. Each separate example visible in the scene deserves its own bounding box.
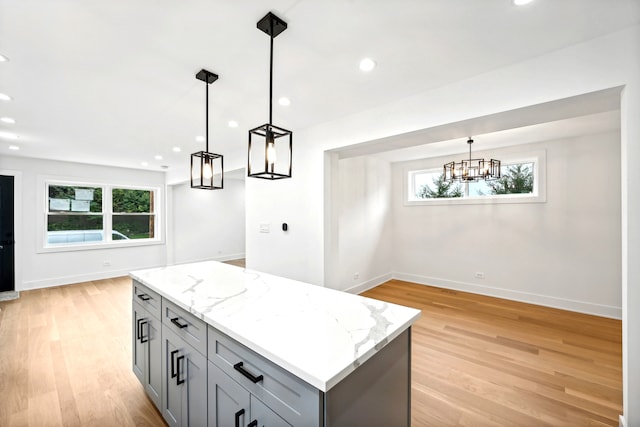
[259,223,270,233]
[103,260,112,267]
[353,272,359,280]
[475,272,485,279]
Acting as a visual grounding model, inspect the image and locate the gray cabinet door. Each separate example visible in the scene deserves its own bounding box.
[184,346,207,427]
[162,326,182,427]
[146,313,162,409]
[132,302,146,384]
[208,362,250,427]
[162,324,208,427]
[249,395,292,427]
[133,301,162,410]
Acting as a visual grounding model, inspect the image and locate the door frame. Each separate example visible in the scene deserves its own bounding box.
[0,170,22,292]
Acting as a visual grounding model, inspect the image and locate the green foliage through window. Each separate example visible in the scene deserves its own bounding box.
[487,163,534,195]
[416,173,462,198]
[112,189,152,213]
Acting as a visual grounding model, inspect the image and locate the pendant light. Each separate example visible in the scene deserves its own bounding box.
[248,12,292,180]
[443,138,501,182]
[191,69,223,190]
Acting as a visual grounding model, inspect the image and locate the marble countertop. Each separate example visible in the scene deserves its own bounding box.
[130,261,421,391]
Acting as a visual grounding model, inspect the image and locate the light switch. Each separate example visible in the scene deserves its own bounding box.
[259,223,270,233]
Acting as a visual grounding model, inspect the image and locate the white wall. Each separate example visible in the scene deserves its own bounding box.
[246,25,640,424]
[391,133,621,318]
[169,177,245,265]
[0,155,167,290]
[337,156,393,292]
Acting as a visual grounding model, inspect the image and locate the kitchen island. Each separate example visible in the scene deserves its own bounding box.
[131,261,421,427]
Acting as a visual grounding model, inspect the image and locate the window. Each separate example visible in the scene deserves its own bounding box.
[112,188,155,240]
[47,185,104,244]
[44,181,160,249]
[406,151,545,205]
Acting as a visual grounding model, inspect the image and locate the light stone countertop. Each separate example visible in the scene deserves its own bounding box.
[130,260,421,391]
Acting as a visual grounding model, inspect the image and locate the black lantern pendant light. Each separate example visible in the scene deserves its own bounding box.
[248,12,292,180]
[443,138,501,182]
[191,69,224,190]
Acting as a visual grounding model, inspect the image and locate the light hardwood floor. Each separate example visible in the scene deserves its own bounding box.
[0,276,621,426]
[363,280,622,427]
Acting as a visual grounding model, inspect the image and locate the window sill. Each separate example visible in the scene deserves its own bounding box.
[37,238,164,254]
[404,193,546,206]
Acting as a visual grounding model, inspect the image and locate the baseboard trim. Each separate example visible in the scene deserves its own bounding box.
[344,272,393,295]
[173,253,246,266]
[19,265,166,291]
[392,272,622,319]
[0,291,20,301]
[619,414,625,427]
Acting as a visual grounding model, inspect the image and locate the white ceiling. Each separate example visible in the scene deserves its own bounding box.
[1,0,638,179]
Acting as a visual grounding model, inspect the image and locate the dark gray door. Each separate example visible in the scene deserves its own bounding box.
[208,361,250,427]
[0,175,15,292]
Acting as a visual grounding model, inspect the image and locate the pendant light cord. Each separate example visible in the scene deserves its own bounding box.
[205,78,209,152]
[269,20,274,126]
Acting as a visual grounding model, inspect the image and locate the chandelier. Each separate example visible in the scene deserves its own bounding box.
[443,138,501,182]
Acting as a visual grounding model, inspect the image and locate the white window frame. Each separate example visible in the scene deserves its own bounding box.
[39,178,163,253]
[404,149,546,206]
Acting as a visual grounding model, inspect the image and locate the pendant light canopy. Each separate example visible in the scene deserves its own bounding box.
[191,69,224,190]
[443,138,501,182]
[248,12,292,180]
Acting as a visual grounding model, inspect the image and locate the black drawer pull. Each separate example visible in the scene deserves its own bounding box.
[137,319,148,343]
[170,317,188,329]
[247,420,258,427]
[235,408,245,427]
[170,349,179,378]
[137,293,151,301]
[233,362,263,383]
[176,355,185,385]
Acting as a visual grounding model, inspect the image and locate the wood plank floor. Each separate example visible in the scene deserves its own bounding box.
[362,280,622,427]
[0,276,621,426]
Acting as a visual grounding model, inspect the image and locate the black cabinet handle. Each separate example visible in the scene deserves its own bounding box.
[176,355,185,385]
[171,317,188,329]
[170,350,179,379]
[247,420,258,427]
[234,362,264,383]
[137,293,151,301]
[234,409,245,427]
[136,318,144,341]
[138,319,148,343]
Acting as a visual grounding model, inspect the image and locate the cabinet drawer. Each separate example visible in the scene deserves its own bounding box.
[208,326,321,426]
[133,280,161,319]
[161,298,207,356]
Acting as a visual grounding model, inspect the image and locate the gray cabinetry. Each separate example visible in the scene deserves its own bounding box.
[161,308,208,427]
[208,361,250,427]
[208,362,291,427]
[132,276,413,427]
[132,283,162,410]
[208,326,319,427]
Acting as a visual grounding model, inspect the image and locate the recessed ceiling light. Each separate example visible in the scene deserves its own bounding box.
[0,54,8,62]
[154,155,163,160]
[0,93,12,101]
[141,161,149,167]
[1,117,15,124]
[9,145,19,150]
[0,131,18,140]
[278,97,290,106]
[228,120,239,128]
[359,58,376,72]
[513,0,534,5]
[195,135,205,142]
[172,146,182,152]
